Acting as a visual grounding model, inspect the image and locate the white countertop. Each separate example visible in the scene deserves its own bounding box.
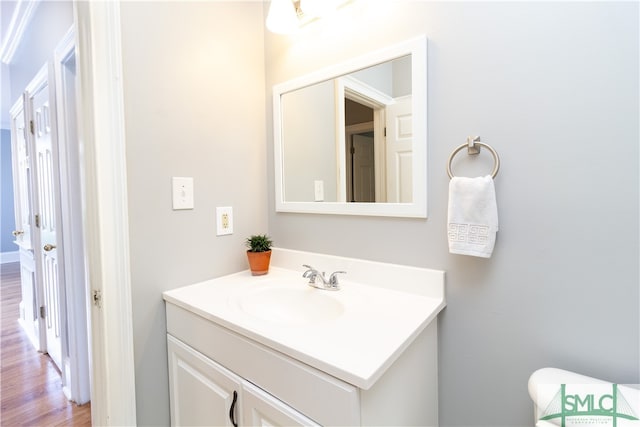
[163,251,445,390]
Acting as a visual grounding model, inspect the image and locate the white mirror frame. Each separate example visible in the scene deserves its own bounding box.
[273,35,428,218]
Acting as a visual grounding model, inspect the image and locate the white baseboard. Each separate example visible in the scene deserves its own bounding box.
[0,251,19,264]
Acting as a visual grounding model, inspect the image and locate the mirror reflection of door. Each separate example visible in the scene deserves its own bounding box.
[349,132,375,202]
[345,99,376,202]
[385,95,413,203]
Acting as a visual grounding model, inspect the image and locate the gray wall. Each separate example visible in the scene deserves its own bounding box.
[118,2,267,424]
[1,0,14,128]
[4,2,638,426]
[1,63,11,129]
[282,80,337,201]
[1,129,16,253]
[266,2,639,426]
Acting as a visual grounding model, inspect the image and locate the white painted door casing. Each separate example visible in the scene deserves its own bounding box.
[74,1,137,424]
[53,25,92,405]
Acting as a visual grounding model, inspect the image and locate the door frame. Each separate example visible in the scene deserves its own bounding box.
[337,76,391,203]
[74,1,137,424]
[52,25,91,405]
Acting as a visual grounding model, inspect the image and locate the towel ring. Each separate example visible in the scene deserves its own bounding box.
[447,138,500,179]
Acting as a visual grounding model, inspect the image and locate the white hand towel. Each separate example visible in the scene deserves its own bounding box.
[447,175,498,258]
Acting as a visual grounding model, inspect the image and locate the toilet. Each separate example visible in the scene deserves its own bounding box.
[528,367,640,426]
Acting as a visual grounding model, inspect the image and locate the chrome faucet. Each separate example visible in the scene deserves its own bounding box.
[302,265,346,291]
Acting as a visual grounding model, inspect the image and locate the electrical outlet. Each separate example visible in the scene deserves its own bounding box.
[172,177,194,210]
[216,206,233,236]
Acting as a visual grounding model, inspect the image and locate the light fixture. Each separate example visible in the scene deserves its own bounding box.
[266,0,299,35]
[266,0,346,35]
[300,0,339,18]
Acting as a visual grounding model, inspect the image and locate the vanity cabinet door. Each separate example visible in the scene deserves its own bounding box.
[242,381,320,427]
[167,335,243,427]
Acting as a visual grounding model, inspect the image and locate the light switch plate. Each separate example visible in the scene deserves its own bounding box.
[172,177,194,210]
[216,206,233,236]
[314,180,324,202]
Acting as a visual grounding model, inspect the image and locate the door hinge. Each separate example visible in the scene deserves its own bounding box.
[34,214,40,228]
[30,120,35,135]
[40,305,46,318]
[92,290,102,308]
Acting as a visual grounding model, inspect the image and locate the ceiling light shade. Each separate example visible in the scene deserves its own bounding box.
[266,0,299,35]
[301,0,339,18]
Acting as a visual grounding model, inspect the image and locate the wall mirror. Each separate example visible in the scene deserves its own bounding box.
[273,35,427,217]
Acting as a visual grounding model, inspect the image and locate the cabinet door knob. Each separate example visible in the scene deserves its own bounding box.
[43,244,57,252]
[229,390,238,427]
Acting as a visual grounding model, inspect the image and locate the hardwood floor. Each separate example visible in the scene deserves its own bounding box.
[1,262,92,426]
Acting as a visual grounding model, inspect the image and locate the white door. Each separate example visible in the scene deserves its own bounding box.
[10,100,33,251]
[167,335,242,427]
[386,95,413,203]
[28,69,63,371]
[9,98,41,350]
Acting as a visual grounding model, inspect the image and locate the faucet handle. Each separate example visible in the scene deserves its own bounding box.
[328,271,346,286]
[302,264,315,277]
[302,265,322,284]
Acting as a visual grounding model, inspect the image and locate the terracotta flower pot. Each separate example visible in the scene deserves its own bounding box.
[246,250,272,276]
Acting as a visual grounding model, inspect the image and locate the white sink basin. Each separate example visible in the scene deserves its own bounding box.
[163,251,445,389]
[232,284,344,325]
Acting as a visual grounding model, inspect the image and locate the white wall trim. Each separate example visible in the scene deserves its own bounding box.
[0,0,41,64]
[74,1,137,425]
[0,251,19,264]
[53,24,92,406]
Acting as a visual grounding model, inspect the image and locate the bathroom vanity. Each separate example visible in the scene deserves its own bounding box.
[163,248,445,426]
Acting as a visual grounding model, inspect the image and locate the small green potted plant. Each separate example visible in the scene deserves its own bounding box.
[245,234,273,276]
